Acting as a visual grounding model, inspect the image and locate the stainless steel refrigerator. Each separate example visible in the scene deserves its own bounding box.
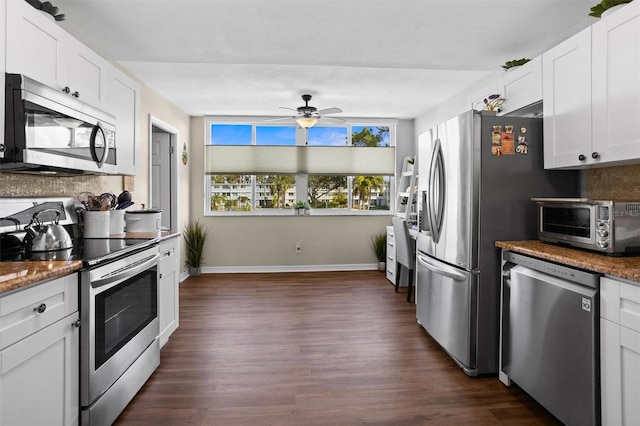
[416,110,578,376]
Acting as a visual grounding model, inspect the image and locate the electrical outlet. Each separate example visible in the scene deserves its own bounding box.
[296,243,302,253]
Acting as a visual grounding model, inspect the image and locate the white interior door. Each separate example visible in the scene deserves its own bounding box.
[151,129,172,230]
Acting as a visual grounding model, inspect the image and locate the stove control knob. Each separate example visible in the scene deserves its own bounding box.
[598,228,609,237]
[598,240,609,249]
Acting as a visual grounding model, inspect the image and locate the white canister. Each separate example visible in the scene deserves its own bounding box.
[83,211,110,238]
[125,209,162,233]
[109,210,126,236]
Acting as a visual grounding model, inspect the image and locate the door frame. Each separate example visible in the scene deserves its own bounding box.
[148,115,179,233]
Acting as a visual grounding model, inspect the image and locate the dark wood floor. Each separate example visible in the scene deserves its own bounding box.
[115,271,559,425]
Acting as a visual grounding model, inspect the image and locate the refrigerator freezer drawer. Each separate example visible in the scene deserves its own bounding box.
[416,252,477,372]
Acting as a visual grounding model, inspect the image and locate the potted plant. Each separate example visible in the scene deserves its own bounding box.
[589,0,631,18]
[293,201,310,215]
[371,233,387,272]
[184,219,208,276]
[502,58,531,71]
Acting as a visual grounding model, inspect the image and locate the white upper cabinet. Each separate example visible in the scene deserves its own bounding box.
[592,0,640,165]
[5,0,110,110]
[543,27,592,169]
[108,69,141,176]
[498,55,542,116]
[544,1,640,169]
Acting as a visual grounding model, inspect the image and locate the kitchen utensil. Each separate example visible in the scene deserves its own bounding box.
[117,191,132,205]
[99,193,116,211]
[125,209,162,233]
[116,201,134,210]
[22,208,73,252]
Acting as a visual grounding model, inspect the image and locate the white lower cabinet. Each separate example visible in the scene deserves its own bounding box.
[0,274,79,426]
[386,226,395,284]
[600,277,640,425]
[158,238,179,347]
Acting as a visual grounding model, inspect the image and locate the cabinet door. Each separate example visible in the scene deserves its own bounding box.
[65,34,111,110]
[542,27,592,169]
[5,0,67,91]
[601,318,640,426]
[592,1,640,165]
[110,69,140,176]
[158,239,179,347]
[0,313,80,426]
[498,56,542,116]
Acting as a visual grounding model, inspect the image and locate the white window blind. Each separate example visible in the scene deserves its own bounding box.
[205,145,395,176]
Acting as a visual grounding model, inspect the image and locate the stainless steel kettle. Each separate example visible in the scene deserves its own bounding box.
[23,209,73,252]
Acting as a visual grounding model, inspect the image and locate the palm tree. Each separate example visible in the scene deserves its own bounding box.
[353,175,385,210]
[210,194,227,211]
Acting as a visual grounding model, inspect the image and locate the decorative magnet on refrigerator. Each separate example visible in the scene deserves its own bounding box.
[491,126,502,156]
[501,125,515,155]
[516,135,528,154]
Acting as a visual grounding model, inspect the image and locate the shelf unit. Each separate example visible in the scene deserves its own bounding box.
[394,155,418,221]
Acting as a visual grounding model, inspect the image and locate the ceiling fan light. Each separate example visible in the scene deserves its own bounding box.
[296,116,318,128]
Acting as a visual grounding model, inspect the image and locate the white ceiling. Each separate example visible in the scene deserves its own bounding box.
[54,0,596,120]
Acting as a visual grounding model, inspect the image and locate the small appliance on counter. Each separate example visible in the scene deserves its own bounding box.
[533,198,640,255]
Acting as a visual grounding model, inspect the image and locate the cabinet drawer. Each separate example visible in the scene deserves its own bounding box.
[0,274,78,351]
[620,282,640,333]
[601,277,640,333]
[386,268,395,283]
[159,239,177,261]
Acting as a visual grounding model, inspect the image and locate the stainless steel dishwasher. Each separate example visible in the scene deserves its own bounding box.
[499,251,601,426]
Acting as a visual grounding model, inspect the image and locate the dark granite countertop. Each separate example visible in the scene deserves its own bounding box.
[496,240,640,282]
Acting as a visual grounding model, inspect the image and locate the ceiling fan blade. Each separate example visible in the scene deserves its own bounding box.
[278,107,298,112]
[317,107,342,115]
[321,116,346,123]
[264,116,297,122]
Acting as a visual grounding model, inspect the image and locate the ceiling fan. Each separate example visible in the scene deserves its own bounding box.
[266,94,344,128]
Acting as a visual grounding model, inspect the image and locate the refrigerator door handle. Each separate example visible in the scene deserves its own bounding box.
[417,253,466,281]
[428,138,445,243]
[420,190,432,235]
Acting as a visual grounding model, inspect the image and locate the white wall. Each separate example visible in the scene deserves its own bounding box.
[414,73,500,137]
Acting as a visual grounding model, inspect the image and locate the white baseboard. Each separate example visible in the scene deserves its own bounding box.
[198,263,379,274]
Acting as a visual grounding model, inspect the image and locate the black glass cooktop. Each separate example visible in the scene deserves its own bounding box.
[0,236,157,266]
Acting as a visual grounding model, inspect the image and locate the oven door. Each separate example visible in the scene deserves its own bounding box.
[80,246,160,407]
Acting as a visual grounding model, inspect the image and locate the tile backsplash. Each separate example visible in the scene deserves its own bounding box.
[587,164,640,200]
[0,173,123,198]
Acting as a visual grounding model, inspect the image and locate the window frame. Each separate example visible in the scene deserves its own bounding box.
[204,116,397,217]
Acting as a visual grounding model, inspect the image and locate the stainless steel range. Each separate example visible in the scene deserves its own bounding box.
[0,197,161,426]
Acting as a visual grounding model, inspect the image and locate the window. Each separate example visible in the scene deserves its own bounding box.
[205,119,395,216]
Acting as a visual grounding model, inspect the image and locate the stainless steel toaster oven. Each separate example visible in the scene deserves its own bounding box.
[533,198,640,255]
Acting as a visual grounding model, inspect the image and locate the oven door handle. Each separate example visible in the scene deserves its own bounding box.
[91,253,160,290]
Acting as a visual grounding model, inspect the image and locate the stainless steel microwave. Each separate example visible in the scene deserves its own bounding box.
[2,73,116,175]
[533,198,640,255]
